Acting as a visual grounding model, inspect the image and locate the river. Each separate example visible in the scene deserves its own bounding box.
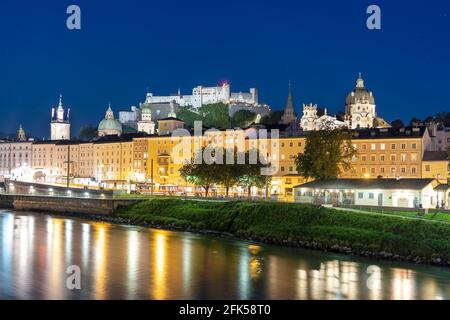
[0,210,449,300]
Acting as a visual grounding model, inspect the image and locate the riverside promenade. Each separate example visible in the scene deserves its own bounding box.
[0,180,141,215]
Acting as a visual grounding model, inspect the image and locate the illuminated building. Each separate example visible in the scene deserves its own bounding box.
[50,95,71,141]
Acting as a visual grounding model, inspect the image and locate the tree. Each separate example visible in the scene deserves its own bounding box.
[199,103,231,128]
[177,106,202,127]
[78,125,97,141]
[179,161,217,197]
[295,128,356,180]
[231,110,257,128]
[238,152,269,197]
[435,111,450,126]
[260,110,284,125]
[409,117,422,127]
[390,119,404,129]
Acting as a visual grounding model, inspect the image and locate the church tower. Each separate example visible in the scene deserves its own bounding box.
[17,125,26,141]
[137,104,156,134]
[280,81,297,125]
[50,95,71,140]
[300,103,319,131]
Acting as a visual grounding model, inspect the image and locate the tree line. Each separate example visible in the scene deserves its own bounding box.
[179,149,269,197]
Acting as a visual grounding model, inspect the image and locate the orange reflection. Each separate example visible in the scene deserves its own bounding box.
[392,268,415,300]
[93,223,108,299]
[152,231,167,299]
[47,218,63,299]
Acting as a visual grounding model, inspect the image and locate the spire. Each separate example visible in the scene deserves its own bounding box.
[58,94,63,109]
[280,81,297,125]
[356,73,365,88]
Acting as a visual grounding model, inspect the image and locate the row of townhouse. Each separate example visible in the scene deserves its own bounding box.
[0,125,448,201]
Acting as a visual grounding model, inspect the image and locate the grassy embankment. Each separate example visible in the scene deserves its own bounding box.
[116,198,450,264]
[354,208,450,223]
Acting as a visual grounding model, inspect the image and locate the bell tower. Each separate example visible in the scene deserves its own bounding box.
[50,95,71,140]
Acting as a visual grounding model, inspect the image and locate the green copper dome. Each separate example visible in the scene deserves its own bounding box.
[98,104,123,135]
[98,119,122,132]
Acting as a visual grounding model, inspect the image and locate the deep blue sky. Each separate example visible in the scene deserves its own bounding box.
[0,0,449,138]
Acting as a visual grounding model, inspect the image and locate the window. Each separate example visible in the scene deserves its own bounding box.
[380,155,385,161]
[371,144,376,151]
[371,167,375,174]
[390,154,396,161]
[411,153,417,162]
[401,167,406,173]
[412,143,417,149]
[401,154,406,162]
[362,144,367,151]
[401,143,406,150]
[358,192,364,199]
[391,144,396,150]
[380,167,385,174]
[412,167,417,174]
[380,144,385,150]
[425,165,430,172]
[369,193,374,199]
[371,155,376,162]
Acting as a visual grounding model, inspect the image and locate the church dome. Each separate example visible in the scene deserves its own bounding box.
[345,74,375,105]
[98,119,122,132]
[98,104,123,136]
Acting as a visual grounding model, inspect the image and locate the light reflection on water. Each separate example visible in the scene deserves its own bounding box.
[0,210,449,300]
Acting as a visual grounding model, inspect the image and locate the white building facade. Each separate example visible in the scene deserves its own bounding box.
[300,104,346,131]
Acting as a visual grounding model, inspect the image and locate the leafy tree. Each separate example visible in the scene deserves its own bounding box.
[390,119,404,129]
[295,128,356,180]
[198,103,231,128]
[231,110,257,128]
[260,110,284,125]
[78,125,97,141]
[435,112,450,126]
[179,161,217,197]
[238,152,270,197]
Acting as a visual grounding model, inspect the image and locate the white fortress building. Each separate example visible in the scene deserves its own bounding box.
[144,82,259,109]
[50,95,71,140]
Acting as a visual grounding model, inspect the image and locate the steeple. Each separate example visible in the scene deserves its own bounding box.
[280,80,297,124]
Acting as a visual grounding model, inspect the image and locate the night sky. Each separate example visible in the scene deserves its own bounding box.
[0,0,449,138]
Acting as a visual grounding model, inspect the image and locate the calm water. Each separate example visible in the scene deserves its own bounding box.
[0,210,449,300]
